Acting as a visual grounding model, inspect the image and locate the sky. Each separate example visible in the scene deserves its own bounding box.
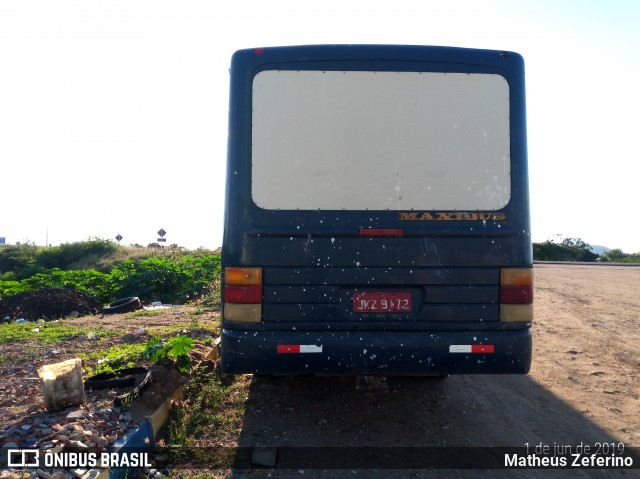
[1,0,639,252]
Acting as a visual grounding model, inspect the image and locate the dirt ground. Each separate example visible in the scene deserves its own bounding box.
[2,264,639,478]
[0,305,217,431]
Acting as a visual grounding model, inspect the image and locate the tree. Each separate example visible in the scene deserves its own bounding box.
[532,236,599,262]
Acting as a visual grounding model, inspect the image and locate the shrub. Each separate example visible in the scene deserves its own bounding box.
[19,269,112,303]
[35,238,118,271]
[0,244,40,278]
[0,244,221,306]
[109,254,220,303]
[533,237,599,262]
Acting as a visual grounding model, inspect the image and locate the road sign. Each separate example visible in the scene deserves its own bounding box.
[115,234,123,242]
[157,238,167,242]
[157,228,166,237]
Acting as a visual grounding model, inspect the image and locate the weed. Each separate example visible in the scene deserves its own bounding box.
[166,370,230,447]
[80,343,148,375]
[160,366,246,467]
[144,335,194,374]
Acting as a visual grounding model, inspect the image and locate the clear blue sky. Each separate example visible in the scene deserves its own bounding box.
[1,0,639,252]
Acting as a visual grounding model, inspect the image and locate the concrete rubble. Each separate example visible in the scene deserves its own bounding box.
[0,389,162,479]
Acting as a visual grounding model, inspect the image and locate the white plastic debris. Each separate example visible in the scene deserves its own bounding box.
[143,302,173,310]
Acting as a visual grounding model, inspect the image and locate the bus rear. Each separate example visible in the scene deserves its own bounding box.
[221,45,532,375]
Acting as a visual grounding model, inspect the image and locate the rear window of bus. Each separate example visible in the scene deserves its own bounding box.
[251,70,511,211]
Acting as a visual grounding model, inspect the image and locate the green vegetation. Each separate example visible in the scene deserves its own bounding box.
[110,254,221,304]
[79,342,149,375]
[144,335,195,374]
[164,368,244,453]
[35,238,118,272]
[533,237,599,262]
[533,236,640,262]
[0,321,116,344]
[598,248,640,263]
[0,239,162,279]
[125,309,165,318]
[0,238,221,304]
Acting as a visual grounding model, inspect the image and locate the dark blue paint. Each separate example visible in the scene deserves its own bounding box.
[221,45,531,375]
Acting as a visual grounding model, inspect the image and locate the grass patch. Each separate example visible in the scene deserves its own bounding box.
[146,315,219,338]
[125,309,165,318]
[164,369,245,450]
[0,321,116,344]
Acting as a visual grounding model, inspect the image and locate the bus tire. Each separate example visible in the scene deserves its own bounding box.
[104,297,142,314]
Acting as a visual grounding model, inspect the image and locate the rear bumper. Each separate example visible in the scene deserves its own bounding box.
[220,328,531,375]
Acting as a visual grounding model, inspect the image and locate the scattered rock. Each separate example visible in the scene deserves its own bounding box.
[94,436,109,447]
[37,469,54,479]
[66,410,84,420]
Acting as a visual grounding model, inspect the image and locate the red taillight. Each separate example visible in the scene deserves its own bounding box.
[500,268,534,323]
[225,285,262,304]
[500,285,533,304]
[359,228,404,237]
[224,267,263,304]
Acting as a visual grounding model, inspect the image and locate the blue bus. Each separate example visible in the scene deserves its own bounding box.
[220,45,532,375]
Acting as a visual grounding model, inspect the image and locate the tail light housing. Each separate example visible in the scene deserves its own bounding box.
[224,267,262,323]
[500,268,533,323]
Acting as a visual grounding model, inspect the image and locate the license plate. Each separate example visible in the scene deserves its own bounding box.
[353,292,412,313]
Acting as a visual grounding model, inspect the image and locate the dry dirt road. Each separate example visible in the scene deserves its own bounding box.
[228,264,640,479]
